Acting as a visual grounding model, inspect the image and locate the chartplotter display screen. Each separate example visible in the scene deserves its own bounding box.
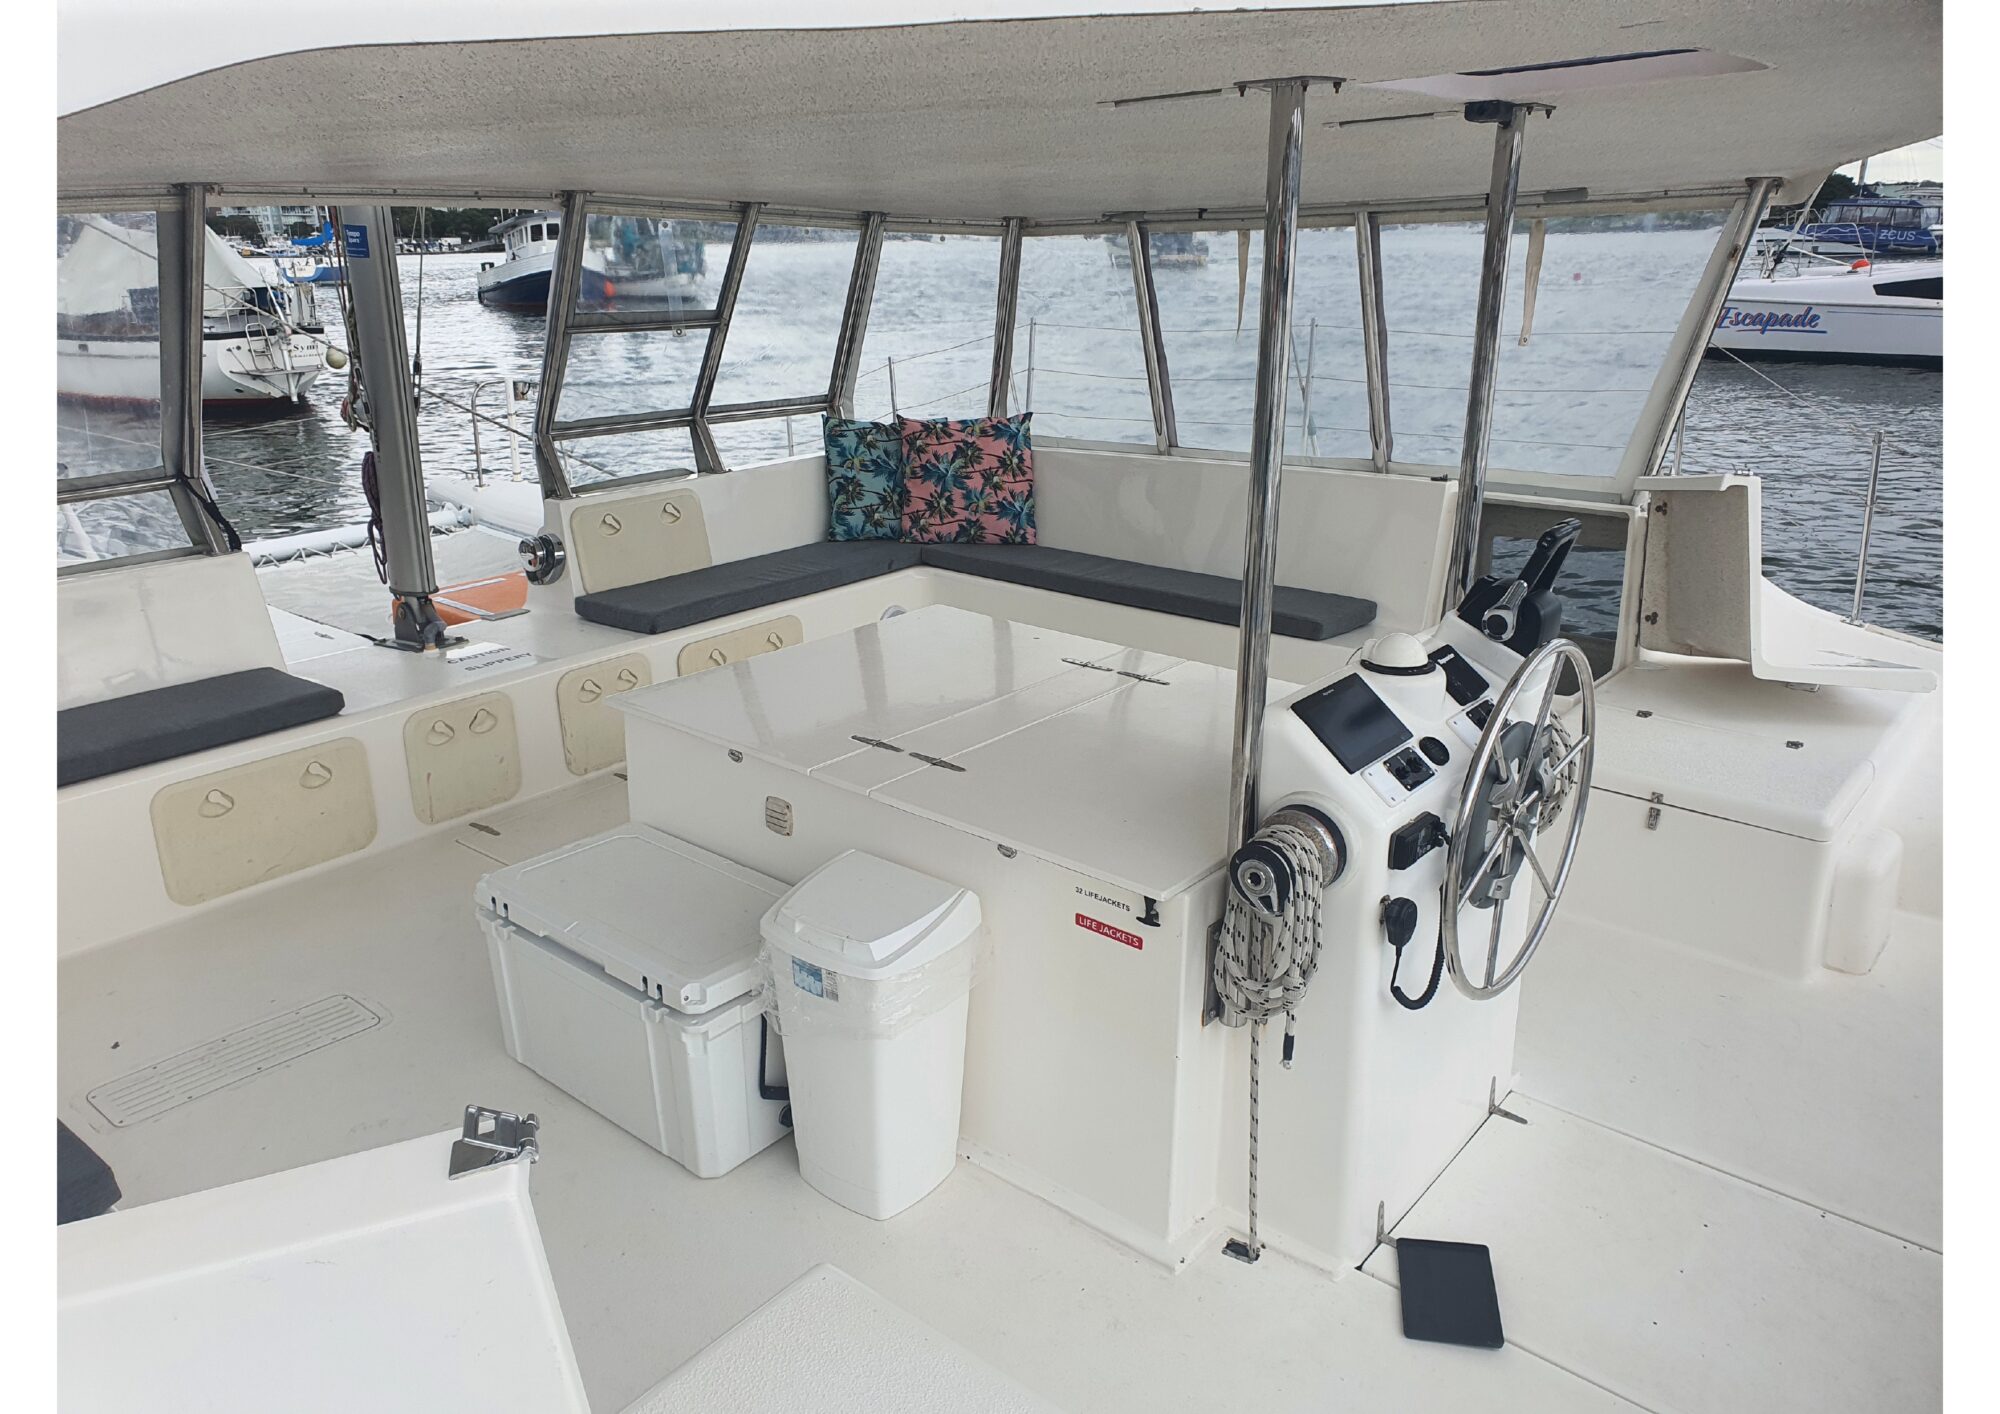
[1292,674,1414,773]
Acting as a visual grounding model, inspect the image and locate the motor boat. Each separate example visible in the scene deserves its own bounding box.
[1710,255,1941,367]
[477,209,707,309]
[53,5,1945,1411]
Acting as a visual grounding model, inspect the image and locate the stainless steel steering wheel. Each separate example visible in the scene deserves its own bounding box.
[1440,637,1596,1001]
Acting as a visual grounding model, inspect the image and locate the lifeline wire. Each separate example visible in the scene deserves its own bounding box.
[1211,818,1331,1260]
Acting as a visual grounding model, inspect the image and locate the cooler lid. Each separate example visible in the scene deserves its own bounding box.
[478,825,784,1014]
[760,850,981,980]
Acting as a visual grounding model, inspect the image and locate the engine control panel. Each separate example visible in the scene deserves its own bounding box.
[1224,518,1584,1268]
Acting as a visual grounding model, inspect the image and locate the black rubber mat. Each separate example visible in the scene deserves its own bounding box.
[1396,1238,1505,1349]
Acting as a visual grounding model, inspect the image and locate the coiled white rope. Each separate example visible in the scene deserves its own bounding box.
[1211,818,1332,1260]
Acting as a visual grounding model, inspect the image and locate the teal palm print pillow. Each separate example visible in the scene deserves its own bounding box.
[823,415,906,541]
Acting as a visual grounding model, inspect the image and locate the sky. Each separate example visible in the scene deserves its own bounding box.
[1840,137,1944,184]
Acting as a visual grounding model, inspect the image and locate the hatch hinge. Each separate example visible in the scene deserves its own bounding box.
[447,1104,540,1179]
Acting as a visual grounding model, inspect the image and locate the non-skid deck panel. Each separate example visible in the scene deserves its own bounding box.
[57,782,1630,1414]
[1517,914,1942,1250]
[86,994,384,1127]
[1362,1097,1940,1414]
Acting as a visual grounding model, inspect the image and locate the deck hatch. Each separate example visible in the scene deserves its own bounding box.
[86,994,384,1127]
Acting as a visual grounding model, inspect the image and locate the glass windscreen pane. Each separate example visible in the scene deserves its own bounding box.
[710,416,815,470]
[710,224,857,407]
[56,489,188,567]
[1007,235,1152,445]
[554,426,699,489]
[1382,211,1731,479]
[1149,227,1368,458]
[1378,222,1480,468]
[555,327,707,424]
[852,234,1000,422]
[58,211,165,482]
[1492,210,1729,479]
[573,214,733,318]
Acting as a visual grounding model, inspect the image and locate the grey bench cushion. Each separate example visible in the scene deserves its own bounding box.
[58,1121,120,1225]
[575,541,923,635]
[918,544,1374,641]
[57,667,345,787]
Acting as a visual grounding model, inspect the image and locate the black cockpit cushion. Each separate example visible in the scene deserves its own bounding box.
[573,539,1375,643]
[575,540,923,635]
[58,1121,120,1225]
[918,543,1375,641]
[57,667,346,787]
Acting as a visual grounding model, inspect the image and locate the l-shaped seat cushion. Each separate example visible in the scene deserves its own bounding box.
[57,667,346,787]
[575,540,1375,641]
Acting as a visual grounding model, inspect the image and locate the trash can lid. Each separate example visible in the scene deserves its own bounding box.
[478,825,785,1014]
[761,851,982,980]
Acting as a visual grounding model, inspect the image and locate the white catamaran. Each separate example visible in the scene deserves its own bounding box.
[54,4,1945,1412]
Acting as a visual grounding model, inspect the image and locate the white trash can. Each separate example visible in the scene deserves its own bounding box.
[760,851,983,1220]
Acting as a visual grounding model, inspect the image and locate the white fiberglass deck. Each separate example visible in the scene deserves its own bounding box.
[56,770,1941,1412]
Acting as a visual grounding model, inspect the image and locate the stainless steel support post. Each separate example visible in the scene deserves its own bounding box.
[1128,220,1178,452]
[533,191,590,499]
[989,217,1025,418]
[159,184,230,553]
[829,213,887,418]
[1225,78,1309,857]
[1445,104,1532,604]
[343,204,450,648]
[887,357,900,414]
[1849,429,1885,623]
[1355,210,1392,472]
[691,202,764,472]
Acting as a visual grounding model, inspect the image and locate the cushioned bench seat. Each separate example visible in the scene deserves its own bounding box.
[57,667,346,787]
[576,540,1375,642]
[575,541,923,635]
[919,543,1375,640]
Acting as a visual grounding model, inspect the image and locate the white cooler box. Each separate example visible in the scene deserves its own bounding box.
[477,825,791,1179]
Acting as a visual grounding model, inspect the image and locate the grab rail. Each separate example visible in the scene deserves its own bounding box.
[1848,430,1886,624]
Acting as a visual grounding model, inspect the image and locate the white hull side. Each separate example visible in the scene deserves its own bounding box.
[58,334,326,407]
[1710,296,1940,364]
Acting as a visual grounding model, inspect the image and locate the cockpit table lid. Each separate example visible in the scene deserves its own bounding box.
[478,825,784,1014]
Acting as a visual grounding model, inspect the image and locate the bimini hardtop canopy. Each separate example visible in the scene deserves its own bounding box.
[58,0,1940,217]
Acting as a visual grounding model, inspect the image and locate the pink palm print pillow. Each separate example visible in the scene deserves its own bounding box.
[897,413,1036,544]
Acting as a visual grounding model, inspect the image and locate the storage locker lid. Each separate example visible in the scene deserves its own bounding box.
[478,825,785,1015]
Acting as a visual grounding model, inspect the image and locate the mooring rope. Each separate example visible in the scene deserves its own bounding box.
[1210,817,1332,1260]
